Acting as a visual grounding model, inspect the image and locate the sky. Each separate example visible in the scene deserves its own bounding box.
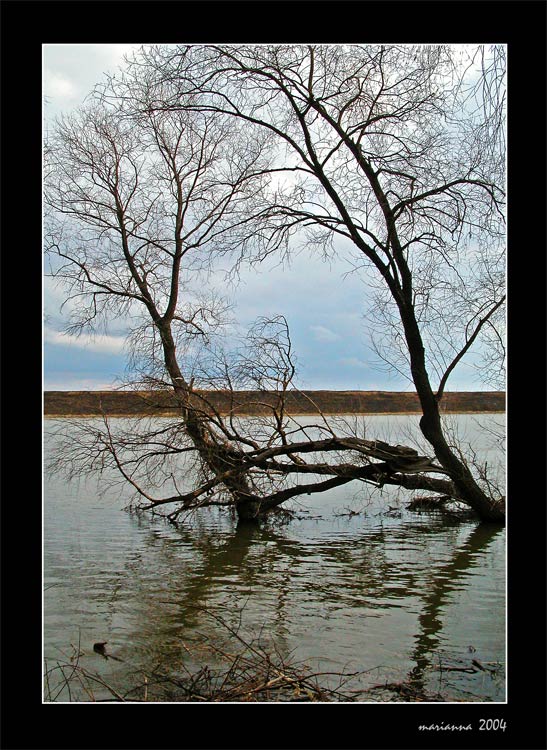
[43,44,494,393]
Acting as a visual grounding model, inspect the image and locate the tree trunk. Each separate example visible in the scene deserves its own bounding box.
[420,412,504,522]
[159,321,261,520]
[400,302,505,524]
[235,497,262,524]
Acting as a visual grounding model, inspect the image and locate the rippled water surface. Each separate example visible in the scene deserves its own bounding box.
[43,414,506,702]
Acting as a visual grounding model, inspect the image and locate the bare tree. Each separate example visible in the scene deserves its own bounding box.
[45,43,505,524]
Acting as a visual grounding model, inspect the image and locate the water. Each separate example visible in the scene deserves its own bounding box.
[43,414,506,702]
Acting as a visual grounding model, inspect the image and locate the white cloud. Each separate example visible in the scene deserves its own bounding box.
[102,44,141,67]
[44,375,118,391]
[309,325,340,343]
[43,68,78,102]
[339,357,369,369]
[45,328,126,354]
[43,44,142,121]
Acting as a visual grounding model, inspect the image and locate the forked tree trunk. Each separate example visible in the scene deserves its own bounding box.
[159,322,262,522]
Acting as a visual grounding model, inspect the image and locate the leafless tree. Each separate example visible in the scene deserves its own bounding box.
[45,43,505,523]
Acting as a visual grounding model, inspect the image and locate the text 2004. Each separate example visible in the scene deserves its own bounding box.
[479,719,506,731]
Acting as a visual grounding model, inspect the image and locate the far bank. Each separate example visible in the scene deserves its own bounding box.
[44,390,506,418]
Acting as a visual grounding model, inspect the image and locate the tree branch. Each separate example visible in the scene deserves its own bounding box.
[436,295,506,402]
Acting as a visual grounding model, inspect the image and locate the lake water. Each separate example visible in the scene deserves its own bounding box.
[43,414,506,702]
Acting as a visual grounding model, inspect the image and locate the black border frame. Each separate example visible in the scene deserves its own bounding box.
[1,2,546,748]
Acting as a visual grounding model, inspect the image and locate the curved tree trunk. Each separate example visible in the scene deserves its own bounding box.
[400,301,505,523]
[358,161,505,525]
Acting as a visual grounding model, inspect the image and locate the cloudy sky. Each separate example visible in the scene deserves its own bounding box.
[43,44,486,393]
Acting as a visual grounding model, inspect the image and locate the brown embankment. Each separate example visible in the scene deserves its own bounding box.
[44,390,505,417]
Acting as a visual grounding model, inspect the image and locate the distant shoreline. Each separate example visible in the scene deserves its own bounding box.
[44,390,506,418]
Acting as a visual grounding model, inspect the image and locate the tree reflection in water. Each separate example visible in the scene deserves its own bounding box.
[117,511,504,701]
[405,523,504,699]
